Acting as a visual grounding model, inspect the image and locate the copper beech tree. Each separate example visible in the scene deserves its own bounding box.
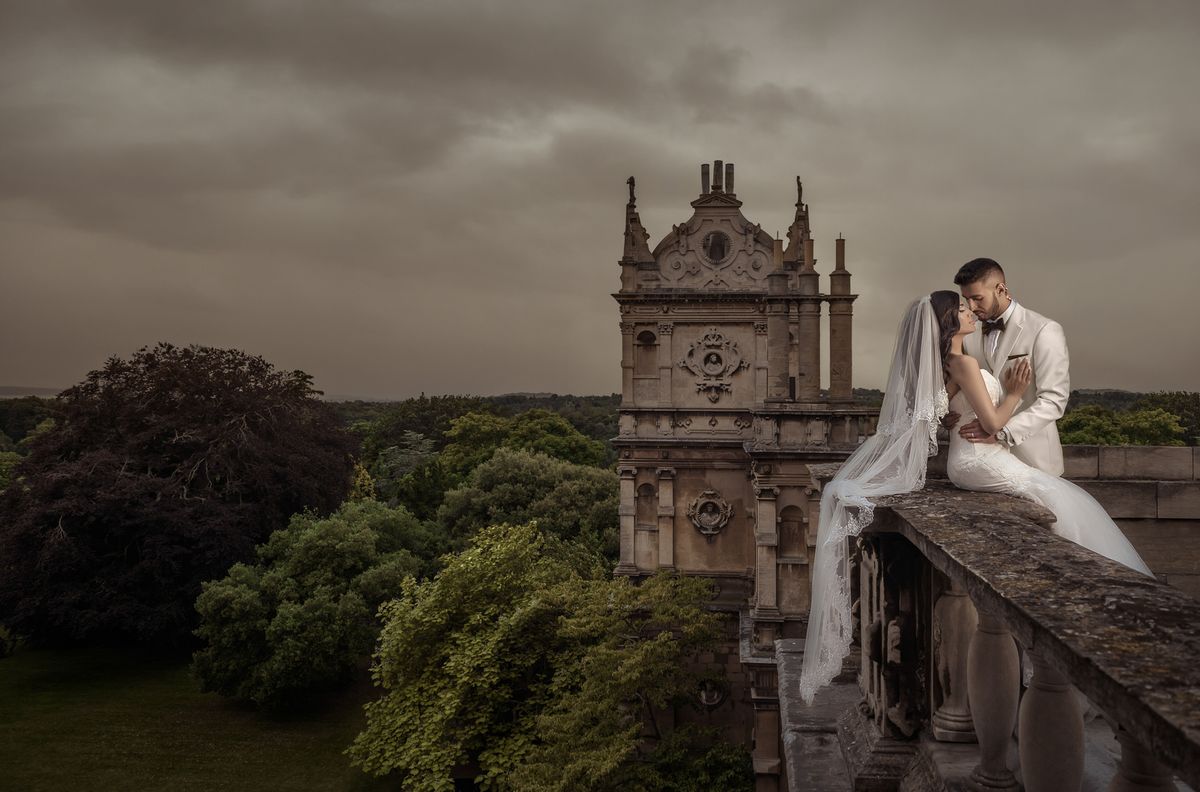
[0,344,357,646]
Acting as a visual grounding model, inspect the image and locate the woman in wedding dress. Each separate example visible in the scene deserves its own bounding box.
[799,291,1151,703]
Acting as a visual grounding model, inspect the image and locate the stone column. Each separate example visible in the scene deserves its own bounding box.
[967,610,1020,791]
[755,321,769,405]
[753,486,780,616]
[620,322,635,405]
[656,322,673,408]
[931,580,978,742]
[796,238,821,402]
[616,466,638,575]
[656,468,675,570]
[1108,726,1177,791]
[828,235,855,401]
[1019,652,1084,792]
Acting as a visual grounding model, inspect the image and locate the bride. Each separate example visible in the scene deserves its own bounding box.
[798,291,1151,703]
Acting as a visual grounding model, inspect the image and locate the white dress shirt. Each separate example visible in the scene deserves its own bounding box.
[986,299,1018,360]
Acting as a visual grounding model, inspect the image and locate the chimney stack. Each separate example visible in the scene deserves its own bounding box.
[712,160,724,192]
[725,162,735,195]
[700,163,710,194]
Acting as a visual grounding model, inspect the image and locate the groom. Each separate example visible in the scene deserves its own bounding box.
[948,258,1071,476]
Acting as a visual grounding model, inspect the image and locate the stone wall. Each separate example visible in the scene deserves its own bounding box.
[1064,445,1200,597]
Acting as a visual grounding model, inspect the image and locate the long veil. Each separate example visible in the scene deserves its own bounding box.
[799,295,949,704]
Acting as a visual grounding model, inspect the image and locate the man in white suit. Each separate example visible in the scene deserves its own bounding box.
[948,258,1071,476]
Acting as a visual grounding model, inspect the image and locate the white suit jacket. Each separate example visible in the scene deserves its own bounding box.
[964,302,1070,476]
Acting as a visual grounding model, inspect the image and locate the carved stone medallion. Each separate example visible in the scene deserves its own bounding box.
[677,327,750,403]
[687,489,733,541]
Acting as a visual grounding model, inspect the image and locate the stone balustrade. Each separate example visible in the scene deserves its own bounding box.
[779,480,1200,791]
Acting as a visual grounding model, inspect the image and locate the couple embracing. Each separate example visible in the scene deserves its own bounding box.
[799,257,1151,702]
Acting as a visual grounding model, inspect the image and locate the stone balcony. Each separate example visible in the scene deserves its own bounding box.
[776,479,1200,792]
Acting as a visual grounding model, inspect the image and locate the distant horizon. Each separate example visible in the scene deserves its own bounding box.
[0,382,1167,404]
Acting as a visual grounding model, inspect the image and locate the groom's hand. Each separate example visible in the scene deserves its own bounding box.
[941,411,961,429]
[958,419,997,444]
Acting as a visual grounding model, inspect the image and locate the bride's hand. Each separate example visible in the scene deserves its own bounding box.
[1002,358,1032,394]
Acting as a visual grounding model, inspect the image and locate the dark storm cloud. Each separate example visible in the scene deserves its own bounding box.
[1,0,1198,397]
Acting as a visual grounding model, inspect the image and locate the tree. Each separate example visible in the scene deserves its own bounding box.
[1135,391,1200,445]
[440,409,609,478]
[349,523,751,792]
[0,452,19,493]
[437,448,618,558]
[0,343,358,646]
[192,500,442,708]
[1058,404,1185,446]
[357,394,492,463]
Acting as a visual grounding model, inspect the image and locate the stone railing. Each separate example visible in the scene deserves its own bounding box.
[778,480,1200,792]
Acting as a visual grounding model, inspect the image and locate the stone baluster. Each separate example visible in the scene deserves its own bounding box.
[967,610,1020,791]
[931,580,977,742]
[1107,726,1177,792]
[1019,652,1084,792]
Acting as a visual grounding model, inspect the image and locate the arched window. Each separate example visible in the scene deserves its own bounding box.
[635,331,657,378]
[636,482,657,529]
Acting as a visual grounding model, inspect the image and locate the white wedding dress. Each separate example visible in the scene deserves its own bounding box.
[947,369,1151,576]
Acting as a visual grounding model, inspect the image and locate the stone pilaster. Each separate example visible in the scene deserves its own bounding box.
[657,468,675,569]
[656,322,673,408]
[616,466,638,575]
[753,485,780,617]
[620,322,635,406]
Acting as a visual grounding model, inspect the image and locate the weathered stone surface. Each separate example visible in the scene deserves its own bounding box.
[870,483,1200,790]
[1161,482,1200,520]
[1099,446,1194,481]
[1063,445,1100,479]
[1077,481,1158,519]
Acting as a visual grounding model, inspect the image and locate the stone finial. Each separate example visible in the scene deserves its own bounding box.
[784,176,811,263]
[623,176,653,262]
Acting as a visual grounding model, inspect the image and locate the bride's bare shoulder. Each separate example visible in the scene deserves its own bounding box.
[946,352,979,372]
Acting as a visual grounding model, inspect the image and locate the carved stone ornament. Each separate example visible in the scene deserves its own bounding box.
[687,489,733,541]
[697,679,727,709]
[677,327,751,403]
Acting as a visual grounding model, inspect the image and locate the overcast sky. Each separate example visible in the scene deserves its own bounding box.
[2,0,1197,399]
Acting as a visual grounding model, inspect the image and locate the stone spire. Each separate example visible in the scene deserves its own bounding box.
[783,176,810,263]
[622,176,653,262]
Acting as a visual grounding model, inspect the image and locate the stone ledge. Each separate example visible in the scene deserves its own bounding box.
[871,482,1200,790]
[1076,481,1158,518]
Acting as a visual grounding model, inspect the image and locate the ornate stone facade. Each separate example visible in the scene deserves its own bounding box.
[613,163,880,791]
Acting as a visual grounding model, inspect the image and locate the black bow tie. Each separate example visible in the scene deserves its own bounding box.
[983,317,1006,333]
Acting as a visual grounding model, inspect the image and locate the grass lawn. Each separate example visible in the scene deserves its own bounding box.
[0,647,395,792]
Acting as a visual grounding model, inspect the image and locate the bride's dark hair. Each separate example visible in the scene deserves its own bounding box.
[930,290,961,377]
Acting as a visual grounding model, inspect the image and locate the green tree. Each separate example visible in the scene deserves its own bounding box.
[437,448,618,558]
[440,410,608,478]
[1135,391,1200,445]
[1059,404,1185,446]
[0,452,19,493]
[358,394,492,463]
[1058,405,1128,445]
[0,344,358,647]
[193,500,444,708]
[349,523,750,792]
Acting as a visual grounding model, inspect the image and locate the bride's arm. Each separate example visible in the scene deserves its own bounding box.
[947,356,1025,436]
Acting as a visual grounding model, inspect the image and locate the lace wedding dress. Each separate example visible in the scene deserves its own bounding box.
[947,369,1151,576]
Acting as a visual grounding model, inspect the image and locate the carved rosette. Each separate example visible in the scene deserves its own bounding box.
[687,489,733,541]
[677,327,751,403]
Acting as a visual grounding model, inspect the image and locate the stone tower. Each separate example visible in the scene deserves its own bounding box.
[613,162,878,790]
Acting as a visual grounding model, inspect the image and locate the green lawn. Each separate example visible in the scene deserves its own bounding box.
[0,647,395,792]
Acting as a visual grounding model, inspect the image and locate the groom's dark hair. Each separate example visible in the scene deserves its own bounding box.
[954,258,1005,286]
